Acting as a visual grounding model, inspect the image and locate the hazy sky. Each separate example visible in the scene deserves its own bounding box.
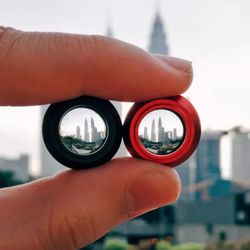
[0,0,250,174]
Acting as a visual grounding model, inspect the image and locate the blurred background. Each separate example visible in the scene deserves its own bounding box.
[1,0,250,249]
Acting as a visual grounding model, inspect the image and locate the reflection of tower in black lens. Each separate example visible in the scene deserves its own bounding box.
[76,126,81,140]
[84,118,90,142]
[138,109,185,155]
[59,108,107,156]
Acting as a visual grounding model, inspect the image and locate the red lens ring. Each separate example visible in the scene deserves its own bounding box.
[126,96,201,166]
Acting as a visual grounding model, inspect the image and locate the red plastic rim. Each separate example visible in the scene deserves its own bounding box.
[127,96,201,166]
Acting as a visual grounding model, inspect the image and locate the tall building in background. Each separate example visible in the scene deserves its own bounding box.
[40,105,65,177]
[195,131,222,183]
[177,154,197,201]
[0,154,29,182]
[148,10,169,54]
[177,131,222,201]
[227,127,250,182]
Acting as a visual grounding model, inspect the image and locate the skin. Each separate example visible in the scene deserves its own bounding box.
[0,27,193,250]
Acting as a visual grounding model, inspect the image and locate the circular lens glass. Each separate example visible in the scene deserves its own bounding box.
[138,109,185,155]
[59,107,107,155]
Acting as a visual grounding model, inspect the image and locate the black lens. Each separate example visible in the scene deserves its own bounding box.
[42,96,122,169]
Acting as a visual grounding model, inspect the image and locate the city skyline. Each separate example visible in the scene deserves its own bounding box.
[139,110,184,155]
[59,107,106,140]
[138,109,184,143]
[74,117,106,143]
[140,117,180,143]
[61,115,106,155]
[0,0,250,177]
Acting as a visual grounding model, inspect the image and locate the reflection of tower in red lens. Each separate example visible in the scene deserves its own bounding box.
[123,96,201,167]
[151,119,156,142]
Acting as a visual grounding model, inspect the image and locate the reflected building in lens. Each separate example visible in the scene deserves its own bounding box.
[143,126,149,140]
[91,117,103,142]
[91,117,97,141]
[158,117,165,142]
[141,118,179,144]
[76,126,81,140]
[84,118,90,142]
[151,119,156,142]
[173,128,177,140]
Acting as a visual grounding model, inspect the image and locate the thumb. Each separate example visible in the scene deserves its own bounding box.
[0,158,180,250]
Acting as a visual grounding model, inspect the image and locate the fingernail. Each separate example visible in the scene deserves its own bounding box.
[156,55,193,74]
[127,168,180,217]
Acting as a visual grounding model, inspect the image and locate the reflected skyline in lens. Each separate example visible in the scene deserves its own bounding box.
[59,108,107,155]
[138,109,184,155]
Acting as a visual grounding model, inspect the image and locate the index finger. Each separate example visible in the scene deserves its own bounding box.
[0,27,192,106]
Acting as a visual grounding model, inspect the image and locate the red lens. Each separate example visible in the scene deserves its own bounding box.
[123,96,201,167]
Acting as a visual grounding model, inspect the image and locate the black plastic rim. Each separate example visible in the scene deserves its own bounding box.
[42,96,122,170]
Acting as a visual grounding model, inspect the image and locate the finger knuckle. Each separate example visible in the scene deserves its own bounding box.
[0,27,25,63]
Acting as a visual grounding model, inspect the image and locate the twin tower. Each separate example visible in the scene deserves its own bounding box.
[76,118,105,143]
[143,117,177,143]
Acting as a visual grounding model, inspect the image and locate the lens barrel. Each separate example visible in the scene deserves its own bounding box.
[42,96,122,169]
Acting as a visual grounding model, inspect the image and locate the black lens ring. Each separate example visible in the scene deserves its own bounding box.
[42,96,122,170]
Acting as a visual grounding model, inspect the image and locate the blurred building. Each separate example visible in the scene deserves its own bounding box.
[0,154,29,181]
[176,130,222,201]
[174,191,250,243]
[148,10,169,54]
[101,191,250,245]
[176,155,196,201]
[196,131,222,183]
[227,127,250,182]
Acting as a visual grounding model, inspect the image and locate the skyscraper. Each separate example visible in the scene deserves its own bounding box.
[176,131,222,201]
[195,131,222,183]
[158,117,165,142]
[143,126,149,140]
[151,119,156,142]
[227,127,250,182]
[76,126,81,139]
[91,117,99,142]
[84,118,90,142]
[176,154,197,201]
[0,154,29,182]
[148,11,169,55]
[173,128,177,140]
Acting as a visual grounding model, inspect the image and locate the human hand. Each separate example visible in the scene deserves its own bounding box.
[0,27,192,249]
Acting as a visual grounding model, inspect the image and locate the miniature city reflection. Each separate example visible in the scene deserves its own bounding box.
[139,109,184,155]
[59,108,107,155]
